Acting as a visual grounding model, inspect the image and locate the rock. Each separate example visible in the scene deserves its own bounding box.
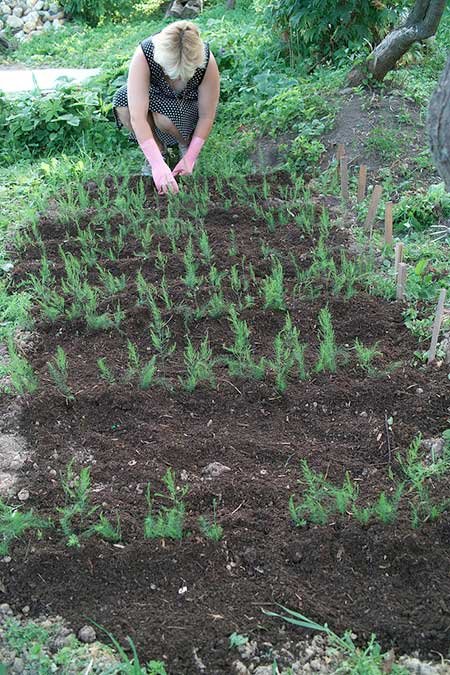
[232,661,251,675]
[17,488,29,501]
[415,387,424,395]
[22,9,39,31]
[0,603,12,615]
[48,1,58,11]
[201,462,231,478]
[0,19,3,28]
[253,667,273,675]
[21,605,30,615]
[14,29,24,39]
[6,13,23,28]
[34,0,43,7]
[78,625,96,643]
[0,3,11,14]
[42,19,51,29]
[237,640,257,660]
[52,17,61,27]
[12,5,23,15]
[48,629,75,653]
[422,437,445,460]
[11,658,24,674]
[400,657,440,674]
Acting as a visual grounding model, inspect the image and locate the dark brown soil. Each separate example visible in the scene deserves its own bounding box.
[2,173,450,673]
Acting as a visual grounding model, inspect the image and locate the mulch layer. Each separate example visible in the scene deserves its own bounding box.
[1,173,450,673]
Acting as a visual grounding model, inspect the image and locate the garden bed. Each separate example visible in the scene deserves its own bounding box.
[1,172,450,673]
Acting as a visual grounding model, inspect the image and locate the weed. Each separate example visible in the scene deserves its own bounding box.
[92,621,168,674]
[144,469,188,540]
[229,632,248,649]
[262,607,408,674]
[198,499,223,541]
[47,346,74,402]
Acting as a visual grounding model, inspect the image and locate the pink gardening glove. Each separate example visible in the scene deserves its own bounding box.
[139,138,179,195]
[172,136,205,177]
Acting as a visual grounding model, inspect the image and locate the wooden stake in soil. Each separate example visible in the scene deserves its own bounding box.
[394,242,404,275]
[428,288,447,364]
[336,143,345,164]
[396,262,407,301]
[340,156,349,201]
[357,165,367,203]
[384,201,393,245]
[364,184,382,235]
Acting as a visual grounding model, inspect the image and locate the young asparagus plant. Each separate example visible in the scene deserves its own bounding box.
[47,346,74,402]
[224,305,265,380]
[181,334,216,392]
[315,306,338,373]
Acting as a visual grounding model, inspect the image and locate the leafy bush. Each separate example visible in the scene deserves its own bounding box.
[1,83,126,163]
[61,0,133,27]
[393,183,450,234]
[266,0,406,61]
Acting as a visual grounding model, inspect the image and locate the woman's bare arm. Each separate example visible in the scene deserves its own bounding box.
[127,46,154,145]
[194,52,220,140]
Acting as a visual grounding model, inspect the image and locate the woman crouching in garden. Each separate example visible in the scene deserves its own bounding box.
[113,20,220,194]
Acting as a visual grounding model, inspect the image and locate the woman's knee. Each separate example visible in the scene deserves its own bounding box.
[115,106,132,130]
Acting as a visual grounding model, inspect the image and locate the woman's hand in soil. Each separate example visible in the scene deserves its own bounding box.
[153,160,179,194]
[139,138,179,194]
[172,136,205,177]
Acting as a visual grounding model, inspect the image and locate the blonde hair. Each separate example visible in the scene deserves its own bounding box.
[152,20,206,82]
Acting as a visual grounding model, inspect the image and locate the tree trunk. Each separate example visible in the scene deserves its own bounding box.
[429,53,450,191]
[347,0,446,87]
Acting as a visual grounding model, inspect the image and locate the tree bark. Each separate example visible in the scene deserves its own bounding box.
[429,53,450,191]
[347,0,446,86]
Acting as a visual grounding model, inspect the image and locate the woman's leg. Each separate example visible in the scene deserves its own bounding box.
[152,112,186,145]
[114,106,166,151]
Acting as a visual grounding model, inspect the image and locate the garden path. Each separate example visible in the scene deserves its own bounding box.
[0,67,100,94]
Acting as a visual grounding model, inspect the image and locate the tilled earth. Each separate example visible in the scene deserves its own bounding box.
[1,174,450,673]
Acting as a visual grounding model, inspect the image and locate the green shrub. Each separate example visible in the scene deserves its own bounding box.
[1,84,125,163]
[267,0,406,62]
[393,183,450,234]
[61,0,133,27]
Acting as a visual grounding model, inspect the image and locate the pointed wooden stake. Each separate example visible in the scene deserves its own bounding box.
[365,184,382,235]
[385,202,393,245]
[394,242,404,275]
[428,288,447,364]
[336,143,345,174]
[396,263,407,301]
[357,165,367,203]
[340,156,349,201]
